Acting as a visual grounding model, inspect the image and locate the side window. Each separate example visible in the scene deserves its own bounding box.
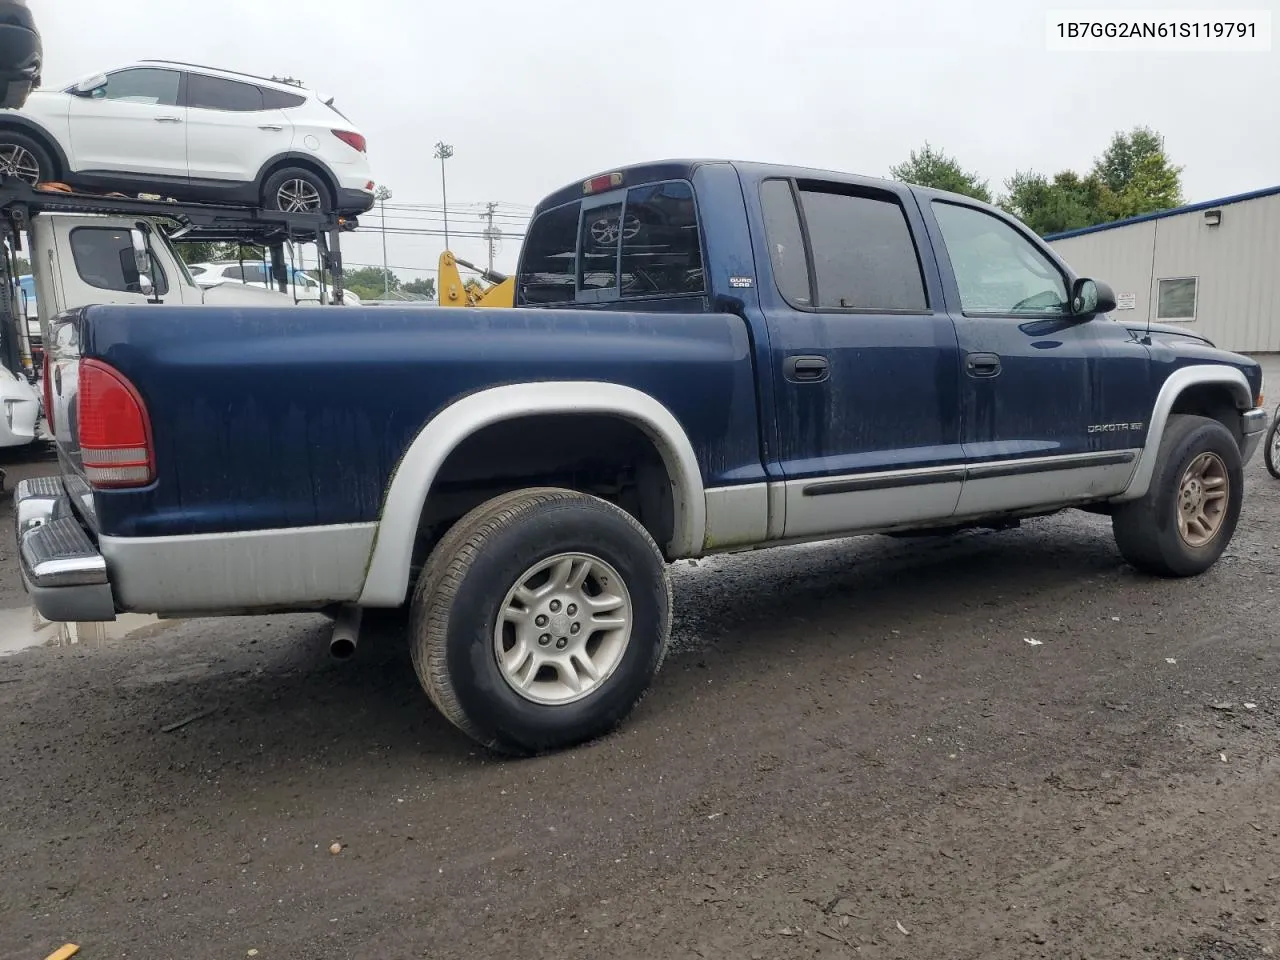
[220,265,245,281]
[797,188,927,311]
[241,264,269,285]
[94,68,180,106]
[260,87,307,109]
[931,202,1069,315]
[619,181,704,298]
[68,228,169,296]
[579,201,622,296]
[518,201,580,305]
[760,179,812,306]
[186,73,266,112]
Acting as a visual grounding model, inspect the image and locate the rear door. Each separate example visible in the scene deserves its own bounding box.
[752,176,965,539]
[65,67,187,179]
[919,196,1152,516]
[183,73,293,183]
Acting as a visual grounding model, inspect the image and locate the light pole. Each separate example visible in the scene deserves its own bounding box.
[433,141,454,249]
[374,185,392,297]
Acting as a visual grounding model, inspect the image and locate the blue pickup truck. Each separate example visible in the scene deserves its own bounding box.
[15,159,1268,754]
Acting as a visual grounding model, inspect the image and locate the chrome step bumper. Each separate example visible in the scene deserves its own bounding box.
[13,477,116,622]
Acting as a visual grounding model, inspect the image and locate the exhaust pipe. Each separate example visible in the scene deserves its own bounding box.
[328,605,362,661]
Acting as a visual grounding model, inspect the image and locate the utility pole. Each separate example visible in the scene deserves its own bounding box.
[478,201,502,275]
[374,185,392,297]
[433,141,454,249]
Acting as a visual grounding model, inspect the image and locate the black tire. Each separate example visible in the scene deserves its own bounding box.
[0,127,54,184]
[261,166,332,214]
[409,487,672,755]
[1264,411,1280,480]
[1112,414,1243,577]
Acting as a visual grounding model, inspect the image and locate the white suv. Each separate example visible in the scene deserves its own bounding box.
[188,260,361,305]
[0,60,376,215]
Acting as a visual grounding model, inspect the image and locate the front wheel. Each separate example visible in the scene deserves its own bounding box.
[1112,414,1243,577]
[1264,409,1280,479]
[0,129,53,185]
[409,488,672,755]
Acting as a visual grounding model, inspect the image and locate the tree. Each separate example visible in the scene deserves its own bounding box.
[402,277,436,299]
[889,143,992,203]
[1000,126,1183,235]
[343,266,399,301]
[172,241,269,266]
[1001,170,1115,236]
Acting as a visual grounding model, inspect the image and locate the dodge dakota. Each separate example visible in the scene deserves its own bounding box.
[14,159,1268,754]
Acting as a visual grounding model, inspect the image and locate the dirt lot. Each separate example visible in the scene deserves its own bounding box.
[2,398,1280,960]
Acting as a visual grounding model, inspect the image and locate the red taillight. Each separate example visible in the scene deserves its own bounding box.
[41,353,54,433]
[332,129,366,153]
[77,359,154,488]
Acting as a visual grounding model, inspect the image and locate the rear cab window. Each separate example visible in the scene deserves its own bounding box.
[517,179,705,306]
[759,178,929,313]
[68,227,170,296]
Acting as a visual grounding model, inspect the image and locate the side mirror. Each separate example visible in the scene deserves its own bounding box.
[73,73,108,97]
[1071,278,1116,317]
[129,226,155,298]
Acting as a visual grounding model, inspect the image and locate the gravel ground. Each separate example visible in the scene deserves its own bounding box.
[2,371,1279,960]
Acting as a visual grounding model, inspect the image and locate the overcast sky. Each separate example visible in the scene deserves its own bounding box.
[40,0,1280,282]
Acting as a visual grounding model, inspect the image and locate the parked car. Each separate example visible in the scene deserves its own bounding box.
[0,60,375,215]
[188,260,361,305]
[0,0,39,110]
[0,360,38,447]
[15,159,1267,757]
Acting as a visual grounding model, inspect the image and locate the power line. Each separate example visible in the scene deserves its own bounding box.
[369,226,526,239]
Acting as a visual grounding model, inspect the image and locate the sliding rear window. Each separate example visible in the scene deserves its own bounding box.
[517,179,705,306]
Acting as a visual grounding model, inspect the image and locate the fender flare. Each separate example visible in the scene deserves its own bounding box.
[357,382,707,607]
[1114,365,1253,502]
[254,151,340,196]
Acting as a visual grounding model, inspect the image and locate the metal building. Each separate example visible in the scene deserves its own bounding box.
[1046,185,1280,354]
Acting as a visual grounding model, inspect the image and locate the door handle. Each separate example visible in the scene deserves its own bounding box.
[784,355,830,383]
[154,116,182,123]
[259,124,283,131]
[965,352,1002,378]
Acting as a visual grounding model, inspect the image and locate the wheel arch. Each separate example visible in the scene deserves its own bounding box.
[255,152,338,204]
[1115,365,1253,502]
[0,116,67,177]
[357,382,708,607]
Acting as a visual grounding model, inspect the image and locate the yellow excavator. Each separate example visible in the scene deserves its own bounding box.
[436,250,514,308]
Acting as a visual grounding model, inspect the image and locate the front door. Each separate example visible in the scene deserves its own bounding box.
[755,176,965,539]
[921,198,1152,516]
[66,67,187,180]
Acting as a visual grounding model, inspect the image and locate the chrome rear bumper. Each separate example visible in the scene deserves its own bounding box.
[13,477,116,622]
[1241,406,1269,465]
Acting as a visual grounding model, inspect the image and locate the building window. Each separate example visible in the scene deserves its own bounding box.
[1157,277,1197,321]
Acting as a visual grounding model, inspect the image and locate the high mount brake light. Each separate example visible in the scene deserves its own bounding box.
[582,172,623,195]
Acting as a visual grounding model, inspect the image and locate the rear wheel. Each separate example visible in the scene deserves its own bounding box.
[1112,414,1242,577]
[409,488,672,755]
[0,129,53,185]
[261,166,331,214]
[1264,410,1280,479]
